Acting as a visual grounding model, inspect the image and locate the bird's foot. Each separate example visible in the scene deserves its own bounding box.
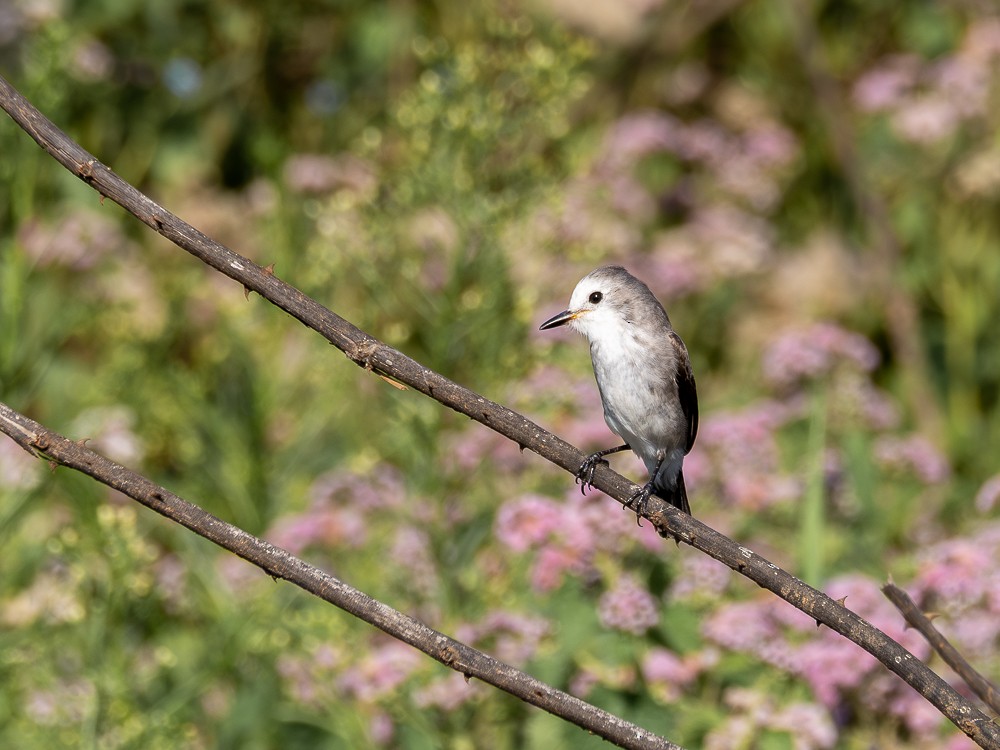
[625,482,655,527]
[575,453,609,494]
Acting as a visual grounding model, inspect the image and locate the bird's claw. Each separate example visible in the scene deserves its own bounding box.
[575,453,609,494]
[625,482,655,527]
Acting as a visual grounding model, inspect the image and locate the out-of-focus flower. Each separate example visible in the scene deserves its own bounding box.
[954,146,1000,198]
[71,405,145,466]
[976,474,1000,513]
[891,95,961,144]
[705,689,836,750]
[309,467,407,512]
[1,565,86,627]
[643,204,776,298]
[872,434,951,484]
[414,671,486,711]
[268,468,405,553]
[769,700,838,750]
[456,611,550,665]
[71,38,114,82]
[494,494,563,551]
[696,401,801,510]
[600,111,682,170]
[369,711,394,746]
[267,503,368,554]
[706,575,932,718]
[568,668,600,698]
[668,551,732,601]
[390,526,438,596]
[25,678,96,726]
[597,574,659,634]
[0,435,42,490]
[152,554,188,615]
[283,153,378,198]
[444,424,532,474]
[641,647,706,702]
[912,532,1000,612]
[853,19,1000,146]
[530,545,581,592]
[18,210,134,270]
[337,640,423,702]
[853,55,921,111]
[762,323,880,390]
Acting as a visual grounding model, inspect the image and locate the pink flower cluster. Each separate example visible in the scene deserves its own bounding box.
[704,688,837,750]
[873,434,951,485]
[454,610,550,665]
[910,523,1000,659]
[853,18,1000,145]
[641,646,716,702]
[597,574,660,634]
[599,110,799,212]
[494,490,662,593]
[762,322,880,390]
[694,401,802,510]
[704,574,942,738]
[266,468,410,554]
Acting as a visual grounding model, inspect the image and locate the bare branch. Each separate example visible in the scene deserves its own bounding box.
[883,582,1000,716]
[0,404,679,750]
[2,74,999,748]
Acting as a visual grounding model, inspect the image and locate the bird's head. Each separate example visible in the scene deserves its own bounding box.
[539,265,653,340]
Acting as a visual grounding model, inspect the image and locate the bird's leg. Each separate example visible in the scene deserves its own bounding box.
[576,444,630,494]
[627,453,666,524]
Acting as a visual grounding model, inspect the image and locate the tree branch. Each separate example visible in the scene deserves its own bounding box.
[0,404,679,750]
[2,74,998,748]
[883,582,1000,717]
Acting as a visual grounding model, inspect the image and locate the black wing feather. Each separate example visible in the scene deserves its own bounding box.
[668,330,698,454]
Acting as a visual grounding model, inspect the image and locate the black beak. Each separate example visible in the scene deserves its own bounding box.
[539,309,575,330]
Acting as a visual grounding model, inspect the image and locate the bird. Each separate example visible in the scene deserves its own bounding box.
[539,265,698,516]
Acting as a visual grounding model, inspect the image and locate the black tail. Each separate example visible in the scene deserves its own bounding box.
[655,470,691,515]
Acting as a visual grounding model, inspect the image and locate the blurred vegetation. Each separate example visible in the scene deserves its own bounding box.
[3,0,1000,748]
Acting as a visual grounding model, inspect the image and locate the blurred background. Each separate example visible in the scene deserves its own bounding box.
[2,0,1000,747]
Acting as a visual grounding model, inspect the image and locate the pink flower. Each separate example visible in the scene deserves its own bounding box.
[763,323,880,389]
[337,640,422,702]
[873,434,951,484]
[975,474,1000,513]
[853,55,920,111]
[530,545,582,592]
[494,495,563,551]
[597,575,660,634]
[891,95,961,144]
[0,434,42,490]
[456,611,550,665]
[668,552,732,601]
[641,648,703,701]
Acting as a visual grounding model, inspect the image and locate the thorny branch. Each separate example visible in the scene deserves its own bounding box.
[883,582,1000,717]
[0,404,676,750]
[1,74,998,749]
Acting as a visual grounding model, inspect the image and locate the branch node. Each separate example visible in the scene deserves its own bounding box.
[78,158,96,183]
[348,340,379,370]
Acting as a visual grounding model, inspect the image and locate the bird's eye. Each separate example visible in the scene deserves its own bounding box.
[589,291,603,304]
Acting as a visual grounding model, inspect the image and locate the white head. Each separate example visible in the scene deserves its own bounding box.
[539,265,671,341]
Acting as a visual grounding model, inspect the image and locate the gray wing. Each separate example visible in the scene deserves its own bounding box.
[668,330,698,453]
